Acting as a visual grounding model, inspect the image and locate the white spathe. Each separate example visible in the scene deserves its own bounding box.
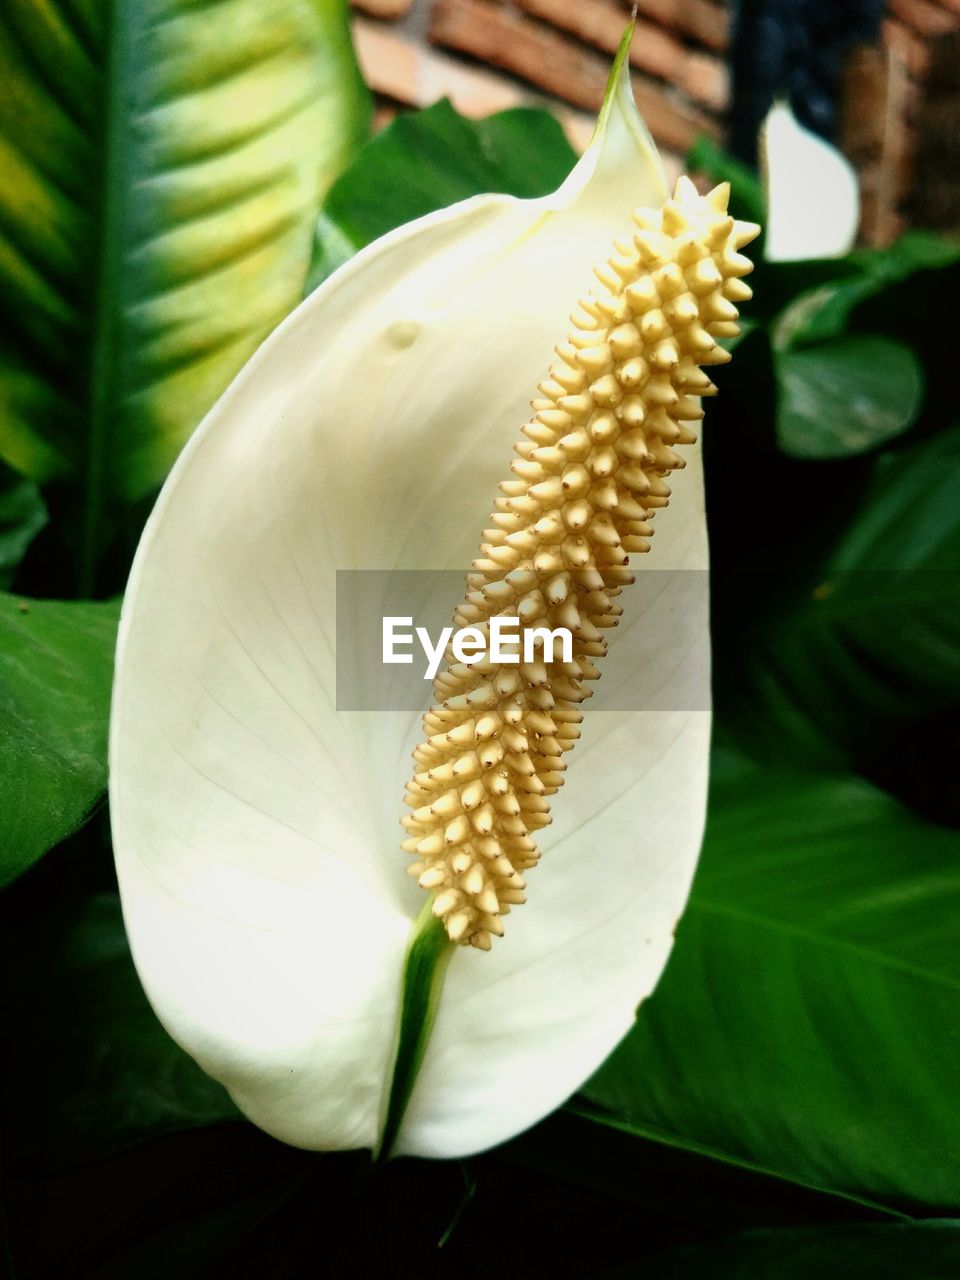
[762,100,859,262]
[109,59,712,1159]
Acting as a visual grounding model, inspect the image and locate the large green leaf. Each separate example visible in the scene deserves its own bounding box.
[641,1220,960,1279]
[583,750,960,1210]
[308,98,577,288]
[715,423,960,792]
[776,335,923,459]
[504,1107,891,1224]
[0,591,119,884]
[0,0,369,586]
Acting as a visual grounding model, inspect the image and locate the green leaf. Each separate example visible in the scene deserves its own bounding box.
[854,229,960,278]
[2,893,237,1165]
[767,236,960,438]
[750,257,864,323]
[641,1220,960,1279]
[0,0,370,588]
[504,1107,893,1225]
[780,231,960,348]
[583,750,960,1211]
[0,592,119,884]
[0,460,46,587]
[715,423,960,788]
[308,98,577,289]
[776,335,923,459]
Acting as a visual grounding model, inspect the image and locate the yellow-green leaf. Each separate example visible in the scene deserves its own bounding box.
[0,0,370,585]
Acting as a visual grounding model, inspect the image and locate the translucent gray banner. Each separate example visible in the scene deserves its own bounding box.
[335,569,710,712]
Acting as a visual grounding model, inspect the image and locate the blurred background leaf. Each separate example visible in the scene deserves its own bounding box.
[0,0,370,594]
[0,460,46,588]
[712,422,960,820]
[0,593,118,885]
[776,234,960,349]
[775,335,923,459]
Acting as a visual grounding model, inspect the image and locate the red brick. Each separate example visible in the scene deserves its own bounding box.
[889,0,959,38]
[353,17,600,153]
[350,0,414,18]
[354,17,525,113]
[839,44,889,160]
[679,50,729,112]
[518,0,684,83]
[883,18,931,79]
[429,0,719,149]
[619,0,730,54]
[516,0,728,110]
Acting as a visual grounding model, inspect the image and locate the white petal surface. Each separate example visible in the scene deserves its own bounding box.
[762,101,859,262]
[111,68,710,1156]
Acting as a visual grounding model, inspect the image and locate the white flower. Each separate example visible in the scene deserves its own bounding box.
[110,42,751,1159]
[762,100,859,262]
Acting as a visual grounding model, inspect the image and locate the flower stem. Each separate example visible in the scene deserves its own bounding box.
[375,897,454,1162]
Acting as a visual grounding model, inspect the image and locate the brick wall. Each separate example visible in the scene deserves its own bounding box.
[350,0,730,179]
[843,2,960,240]
[351,0,960,241]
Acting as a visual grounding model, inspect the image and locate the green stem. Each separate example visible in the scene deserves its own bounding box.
[375,898,454,1162]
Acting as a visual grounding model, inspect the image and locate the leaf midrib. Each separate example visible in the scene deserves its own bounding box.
[691,896,960,994]
[566,1100,909,1219]
[80,0,133,594]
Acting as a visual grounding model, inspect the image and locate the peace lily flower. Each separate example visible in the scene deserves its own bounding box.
[762,100,859,262]
[110,35,757,1160]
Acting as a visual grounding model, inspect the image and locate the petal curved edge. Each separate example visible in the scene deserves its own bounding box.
[110,52,700,1156]
[762,101,859,262]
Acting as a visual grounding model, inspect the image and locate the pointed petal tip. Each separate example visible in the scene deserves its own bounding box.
[561,17,667,213]
[606,17,636,110]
